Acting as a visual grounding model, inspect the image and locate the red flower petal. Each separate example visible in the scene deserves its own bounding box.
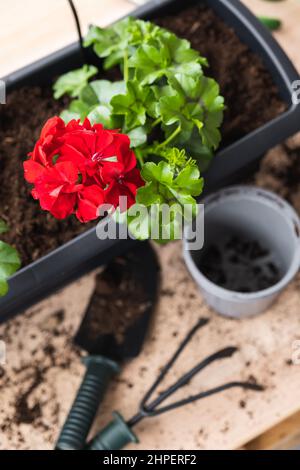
[54,161,79,185]
[30,117,66,166]
[50,193,77,219]
[23,160,45,183]
[104,182,135,211]
[100,161,123,185]
[126,167,145,188]
[76,185,105,223]
[33,161,79,213]
[40,116,65,140]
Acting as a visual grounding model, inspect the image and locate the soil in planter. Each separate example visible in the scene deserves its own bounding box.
[156,5,286,146]
[253,137,300,216]
[76,251,153,346]
[0,87,94,266]
[197,236,281,293]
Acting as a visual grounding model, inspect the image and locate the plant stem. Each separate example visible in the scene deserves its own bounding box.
[124,49,129,83]
[151,117,163,129]
[157,126,181,148]
[135,148,144,167]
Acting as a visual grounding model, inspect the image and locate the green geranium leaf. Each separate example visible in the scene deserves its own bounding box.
[182,130,213,171]
[85,80,125,127]
[141,161,173,186]
[127,126,148,148]
[84,22,129,68]
[138,159,203,214]
[127,205,151,241]
[159,75,224,150]
[128,29,206,85]
[174,166,204,196]
[111,81,154,131]
[89,80,126,105]
[152,146,195,171]
[196,78,224,150]
[0,220,8,235]
[60,99,91,123]
[60,80,125,126]
[87,105,114,127]
[60,109,79,123]
[160,96,195,143]
[169,35,206,66]
[0,241,21,278]
[85,19,139,69]
[55,16,224,244]
[0,241,21,297]
[79,85,99,108]
[136,182,162,206]
[128,43,168,84]
[84,18,161,69]
[53,65,98,99]
[0,279,8,297]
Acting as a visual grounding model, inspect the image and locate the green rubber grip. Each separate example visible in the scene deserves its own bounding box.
[88,412,139,450]
[56,356,120,450]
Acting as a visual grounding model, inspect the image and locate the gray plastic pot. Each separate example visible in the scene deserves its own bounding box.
[183,186,300,318]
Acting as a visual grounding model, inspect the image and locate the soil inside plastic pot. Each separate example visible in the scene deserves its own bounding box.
[197,235,281,293]
[0,4,285,267]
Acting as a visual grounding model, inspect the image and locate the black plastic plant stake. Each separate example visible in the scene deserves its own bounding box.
[87,318,264,450]
[67,0,87,64]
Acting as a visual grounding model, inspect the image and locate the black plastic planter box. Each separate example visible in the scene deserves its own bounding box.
[1,0,299,322]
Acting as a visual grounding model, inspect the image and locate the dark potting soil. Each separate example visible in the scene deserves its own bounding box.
[156,5,286,146]
[0,5,286,267]
[253,139,300,216]
[76,251,153,346]
[198,236,281,293]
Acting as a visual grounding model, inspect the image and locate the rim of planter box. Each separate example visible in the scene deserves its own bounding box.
[1,0,299,322]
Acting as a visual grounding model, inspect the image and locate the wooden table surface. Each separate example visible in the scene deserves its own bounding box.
[0,0,135,78]
[243,0,300,72]
[2,241,300,450]
[1,0,300,77]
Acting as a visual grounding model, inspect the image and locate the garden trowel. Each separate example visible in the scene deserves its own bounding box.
[55,241,160,450]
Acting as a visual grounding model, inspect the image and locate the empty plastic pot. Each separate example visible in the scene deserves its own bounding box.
[183,186,300,318]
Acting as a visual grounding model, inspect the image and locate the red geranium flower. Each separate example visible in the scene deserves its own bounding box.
[24,117,144,222]
[32,161,83,220]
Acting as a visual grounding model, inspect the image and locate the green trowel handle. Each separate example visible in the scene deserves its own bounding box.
[88,412,139,450]
[56,356,120,450]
